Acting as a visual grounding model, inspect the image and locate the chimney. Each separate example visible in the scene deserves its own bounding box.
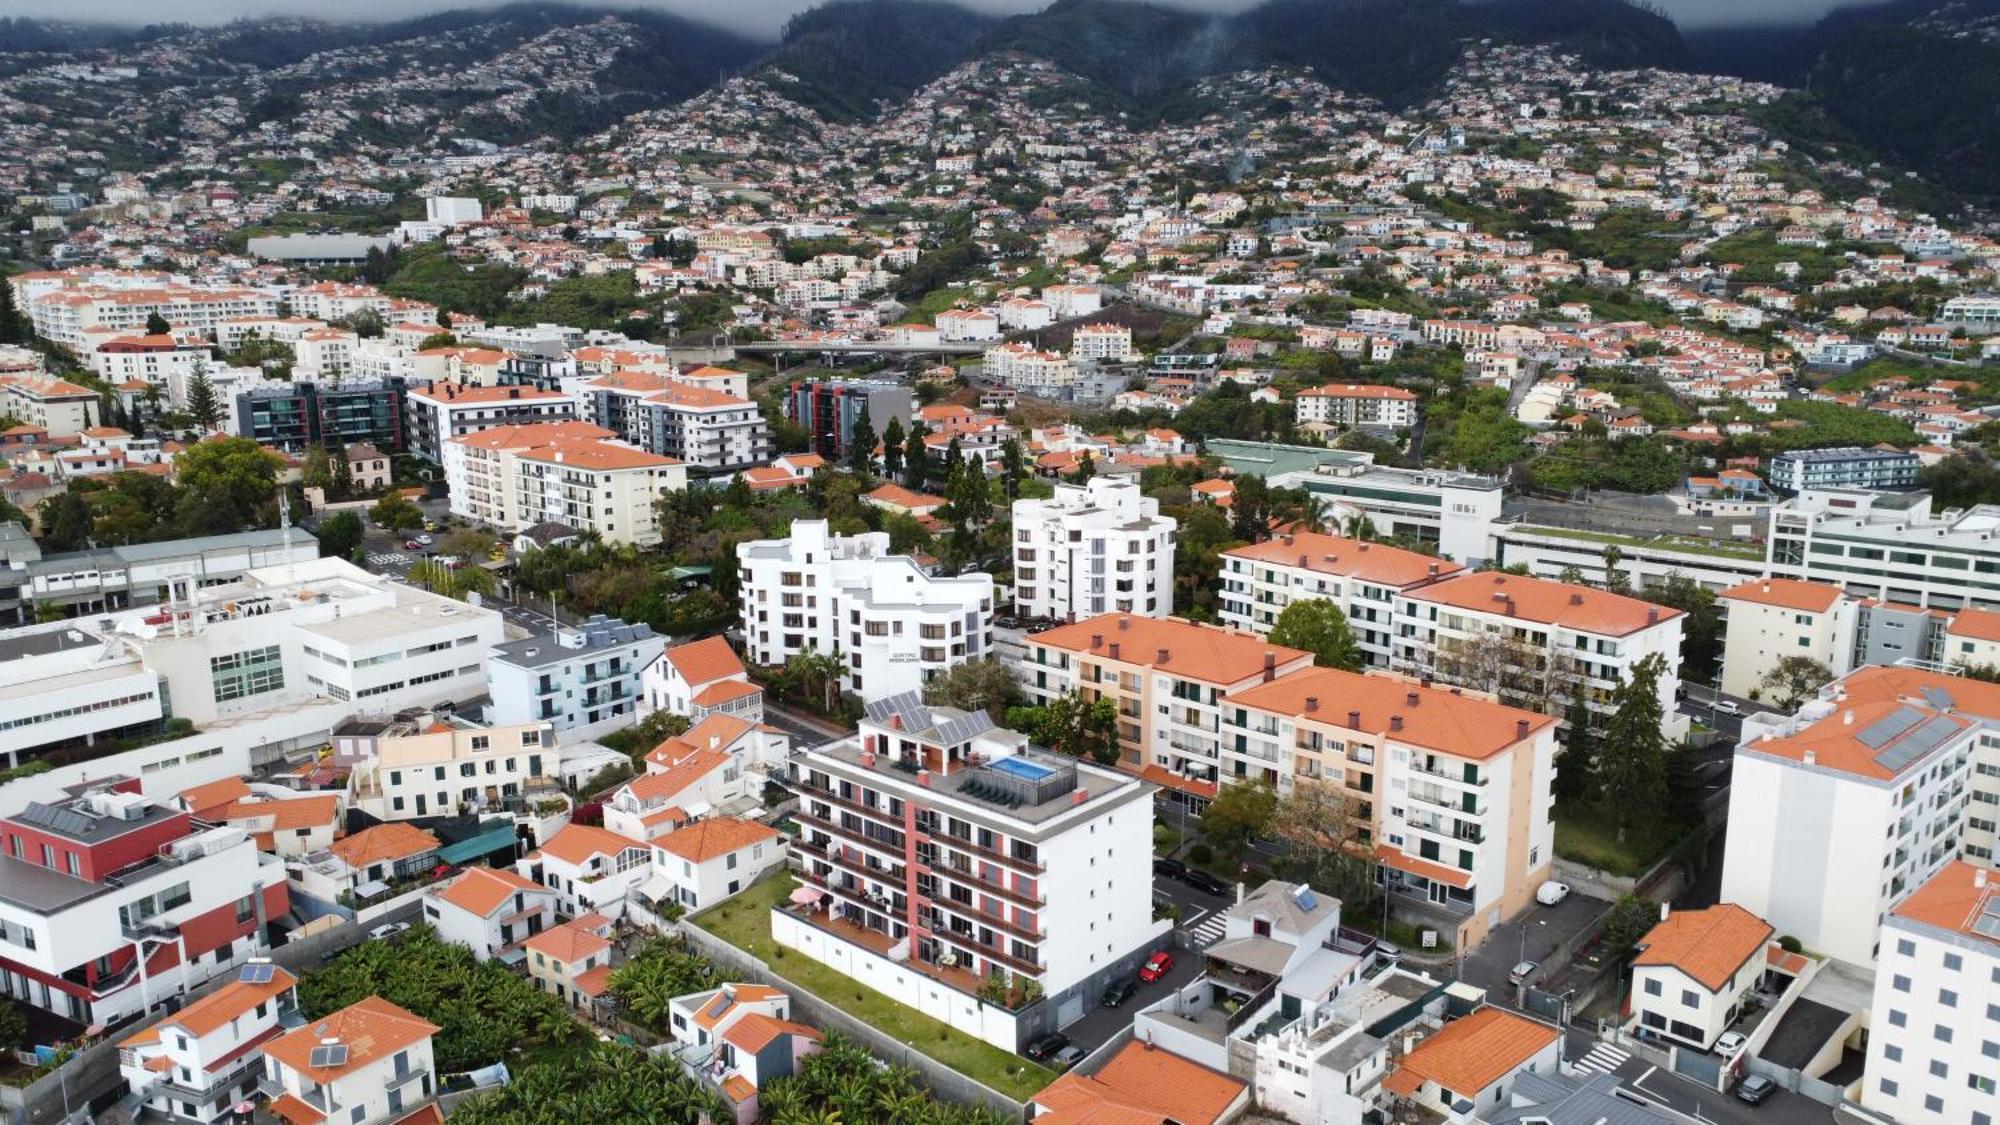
[1305,696,1319,712]
[708,735,720,750]
[1427,562,1439,576]
[1659,902,1670,922]
[888,713,903,731]
[1646,607,1659,625]
[1348,709,1362,728]
[861,750,876,768]
[1157,648,1170,664]
[1263,652,1277,682]
[1843,709,1854,726]
[1090,633,1103,649]
[1516,718,1530,739]
[1569,591,1583,606]
[1109,642,1121,660]
[1405,691,1419,707]
[1978,869,1990,889]
[1118,616,1131,631]
[1762,581,1771,593]
[1804,750,1817,766]
[1298,554,1308,567]
[1390,715,1404,732]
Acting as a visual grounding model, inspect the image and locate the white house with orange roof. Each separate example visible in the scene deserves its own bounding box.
[212,793,344,859]
[421,866,558,962]
[649,817,784,912]
[1380,1007,1561,1120]
[1629,903,1776,1052]
[1943,606,2000,673]
[291,823,441,909]
[861,482,947,522]
[1031,1040,1247,1125]
[1191,478,1234,508]
[935,308,1001,342]
[120,963,300,1124]
[260,995,439,1125]
[733,452,824,493]
[522,913,615,1009]
[641,635,762,724]
[1219,531,1461,667]
[519,823,653,921]
[0,370,101,436]
[85,331,209,391]
[602,715,781,844]
[668,983,822,1125]
[1717,578,1858,699]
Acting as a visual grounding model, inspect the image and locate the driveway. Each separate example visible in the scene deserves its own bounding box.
[1057,949,1201,1056]
[1459,891,1609,999]
[1563,1028,1837,1125]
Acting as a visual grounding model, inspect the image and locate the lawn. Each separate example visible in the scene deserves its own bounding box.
[690,874,1055,1101]
[1517,523,1765,562]
[1553,804,1680,878]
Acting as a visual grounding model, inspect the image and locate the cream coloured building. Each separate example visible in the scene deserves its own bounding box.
[1717,578,1856,699]
[350,718,557,821]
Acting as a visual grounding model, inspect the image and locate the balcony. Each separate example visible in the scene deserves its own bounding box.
[931,927,1041,977]
[259,1074,339,1115]
[1405,816,1484,846]
[1406,786,1480,816]
[1408,760,1483,787]
[797,865,900,921]
[931,898,1044,943]
[931,830,1044,877]
[795,809,903,861]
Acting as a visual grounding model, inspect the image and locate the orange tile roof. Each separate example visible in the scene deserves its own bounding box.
[434,866,548,917]
[180,776,252,818]
[523,916,610,964]
[1832,666,2000,724]
[1634,905,1773,992]
[1747,697,1969,781]
[1387,1007,1560,1099]
[537,823,646,866]
[218,795,340,833]
[270,1092,326,1125]
[122,967,295,1041]
[1139,765,1219,799]
[1408,572,1681,637]
[648,713,755,766]
[1298,382,1417,400]
[1719,578,1844,614]
[1224,532,1460,588]
[691,680,761,707]
[1892,861,2000,947]
[655,817,778,864]
[662,636,746,688]
[515,438,681,472]
[448,421,614,451]
[1948,607,2000,644]
[265,996,438,1082]
[408,383,570,405]
[864,482,947,510]
[720,1074,758,1104]
[720,1011,821,1053]
[1032,614,1311,685]
[1281,660,1549,748]
[628,747,730,803]
[393,1105,444,1125]
[573,963,615,998]
[1032,1040,1246,1125]
[330,823,439,868]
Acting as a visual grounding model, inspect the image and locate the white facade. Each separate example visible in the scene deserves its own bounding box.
[1717,579,1857,699]
[420,866,558,962]
[1011,477,1176,622]
[119,965,299,1125]
[1628,905,1773,1052]
[1217,530,1459,666]
[487,616,664,738]
[1860,862,2000,1125]
[0,619,166,765]
[261,997,438,1125]
[1767,489,2000,613]
[650,818,786,912]
[1294,384,1418,430]
[738,521,994,702]
[349,720,556,821]
[519,824,653,921]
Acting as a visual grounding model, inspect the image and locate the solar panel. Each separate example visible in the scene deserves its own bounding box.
[1293,886,1319,912]
[238,963,276,984]
[18,802,99,837]
[1973,914,2000,940]
[308,1045,348,1069]
[934,711,995,747]
[864,690,933,734]
[1920,685,1956,711]
[1855,706,1924,750]
[1874,714,1965,773]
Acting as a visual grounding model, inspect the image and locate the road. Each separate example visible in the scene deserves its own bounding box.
[1563,1028,1835,1125]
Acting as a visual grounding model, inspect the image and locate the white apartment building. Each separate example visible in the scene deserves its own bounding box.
[1721,666,1983,966]
[1218,531,1462,666]
[0,618,167,766]
[777,693,1168,1050]
[349,719,556,821]
[1019,614,1315,800]
[406,382,578,463]
[20,279,280,349]
[1392,571,1686,736]
[0,371,101,436]
[935,308,1000,342]
[519,823,653,921]
[1042,285,1102,319]
[487,615,664,738]
[421,866,558,962]
[1768,489,2000,612]
[118,963,299,1125]
[260,996,439,1125]
[738,521,994,702]
[1012,477,1177,622]
[512,437,689,547]
[1860,862,2000,1125]
[581,372,771,474]
[444,420,617,530]
[85,333,209,391]
[1294,384,1418,430]
[982,343,1076,395]
[1069,323,1133,362]
[1629,904,1775,1051]
[1717,578,1857,699]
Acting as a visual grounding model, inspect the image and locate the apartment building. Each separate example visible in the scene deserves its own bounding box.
[421,866,557,961]
[1721,666,1984,965]
[776,692,1167,1050]
[580,371,771,474]
[1069,323,1133,363]
[118,963,299,1125]
[785,379,913,463]
[443,420,615,529]
[0,371,101,436]
[518,824,653,921]
[512,436,689,547]
[1629,904,1775,1051]
[1717,577,1861,699]
[233,380,406,453]
[1019,614,1314,799]
[738,520,994,701]
[641,635,762,725]
[1293,383,1418,430]
[1860,862,2000,1124]
[982,343,1076,395]
[20,280,280,349]
[1769,447,1921,493]
[405,382,577,463]
[348,719,556,821]
[0,785,287,1026]
[1011,477,1177,622]
[488,615,664,738]
[85,333,209,391]
[1392,571,1686,736]
[1769,489,2000,612]
[1218,531,1461,666]
[260,996,438,1125]
[1224,666,1558,949]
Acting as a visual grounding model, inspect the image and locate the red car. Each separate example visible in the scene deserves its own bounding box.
[1138,950,1174,983]
[404,540,423,550]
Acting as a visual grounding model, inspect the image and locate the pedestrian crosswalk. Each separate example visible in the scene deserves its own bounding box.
[367,553,408,567]
[1573,1042,1631,1076]
[1184,912,1228,948]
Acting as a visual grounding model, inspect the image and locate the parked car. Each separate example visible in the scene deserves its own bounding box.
[1508,960,1539,986]
[1536,880,1571,906]
[1373,941,1403,965]
[1052,1045,1087,1069]
[403,539,423,550]
[369,922,412,940]
[1138,951,1175,983]
[1735,1074,1776,1105]
[1716,1031,1748,1057]
[1024,1032,1069,1062]
[415,533,434,546]
[1101,979,1137,1007]
[1181,868,1228,897]
[1153,857,1187,880]
[1713,699,1742,715]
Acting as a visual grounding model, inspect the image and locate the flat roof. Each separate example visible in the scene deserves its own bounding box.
[0,853,102,913]
[811,737,1148,830]
[0,626,101,663]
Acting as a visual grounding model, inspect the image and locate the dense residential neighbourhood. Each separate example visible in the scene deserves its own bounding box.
[0,1,1996,1123]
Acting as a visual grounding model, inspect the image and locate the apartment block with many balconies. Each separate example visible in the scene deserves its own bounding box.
[1217,531,1462,666]
[1011,477,1176,623]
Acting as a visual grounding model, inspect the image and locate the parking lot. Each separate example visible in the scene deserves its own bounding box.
[1458,888,1611,998]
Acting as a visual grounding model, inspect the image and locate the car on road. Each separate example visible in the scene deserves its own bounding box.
[1181,868,1228,897]
[1536,880,1571,906]
[1024,1032,1069,1062]
[1508,960,1539,986]
[1052,1045,1087,1069]
[369,922,411,940]
[1735,1073,1775,1105]
[1101,979,1137,1007]
[1715,1031,1747,1057]
[439,556,468,570]
[423,520,438,532]
[1138,951,1175,983]
[415,533,434,546]
[1712,699,1741,715]
[1153,857,1187,880]
[404,539,423,550]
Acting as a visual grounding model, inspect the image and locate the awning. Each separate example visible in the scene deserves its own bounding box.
[1140,765,1218,800]
[1374,845,1473,890]
[437,825,518,865]
[353,879,390,900]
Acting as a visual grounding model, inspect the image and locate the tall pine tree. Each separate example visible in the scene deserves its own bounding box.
[0,278,22,345]
[186,362,223,431]
[1555,693,1597,807]
[881,416,905,480]
[1597,653,1670,839]
[846,404,876,475]
[902,421,930,491]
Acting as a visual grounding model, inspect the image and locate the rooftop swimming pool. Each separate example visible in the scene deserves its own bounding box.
[986,757,1058,782]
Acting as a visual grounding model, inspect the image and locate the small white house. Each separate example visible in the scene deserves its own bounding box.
[262,996,439,1125]
[421,866,560,963]
[649,818,785,913]
[1630,904,1774,1051]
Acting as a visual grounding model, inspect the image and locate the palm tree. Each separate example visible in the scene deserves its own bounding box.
[788,647,844,714]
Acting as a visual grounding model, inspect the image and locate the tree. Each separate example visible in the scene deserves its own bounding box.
[902,421,930,490]
[1067,451,1096,484]
[0,1001,25,1054]
[439,527,497,561]
[1600,543,1628,593]
[1555,693,1597,807]
[0,279,22,345]
[371,492,425,533]
[1268,598,1363,671]
[1269,780,1379,915]
[1001,437,1028,501]
[1760,655,1833,709]
[1599,894,1659,961]
[786,647,845,714]
[847,404,877,475]
[1202,781,1276,859]
[1597,653,1670,839]
[174,437,283,535]
[1642,573,1721,681]
[36,489,96,552]
[184,361,223,431]
[921,659,1019,721]
[609,936,717,1033]
[881,415,905,480]
[145,311,171,335]
[317,511,364,560]
[301,445,333,492]
[1028,691,1120,765]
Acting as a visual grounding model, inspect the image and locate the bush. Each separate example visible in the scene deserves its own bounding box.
[1188,842,1214,866]
[1778,935,1802,954]
[1153,824,1180,853]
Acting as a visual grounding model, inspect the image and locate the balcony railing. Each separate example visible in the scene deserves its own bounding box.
[1408,761,1483,787]
[931,928,1040,977]
[931,830,1044,876]
[795,810,904,862]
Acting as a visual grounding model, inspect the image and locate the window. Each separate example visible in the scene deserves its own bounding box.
[1938,1025,1954,1044]
[1946,952,1964,971]
[1972,1076,1997,1095]
[1884,1044,1902,1062]
[1889,1009,1908,1028]
[1943,988,1959,1008]
[1926,1096,1944,1114]
[1879,1078,1898,1096]
[1894,974,1912,993]
[1898,938,1916,957]
[1644,978,1662,996]
[1931,1060,1949,1079]
[1681,989,1699,1008]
